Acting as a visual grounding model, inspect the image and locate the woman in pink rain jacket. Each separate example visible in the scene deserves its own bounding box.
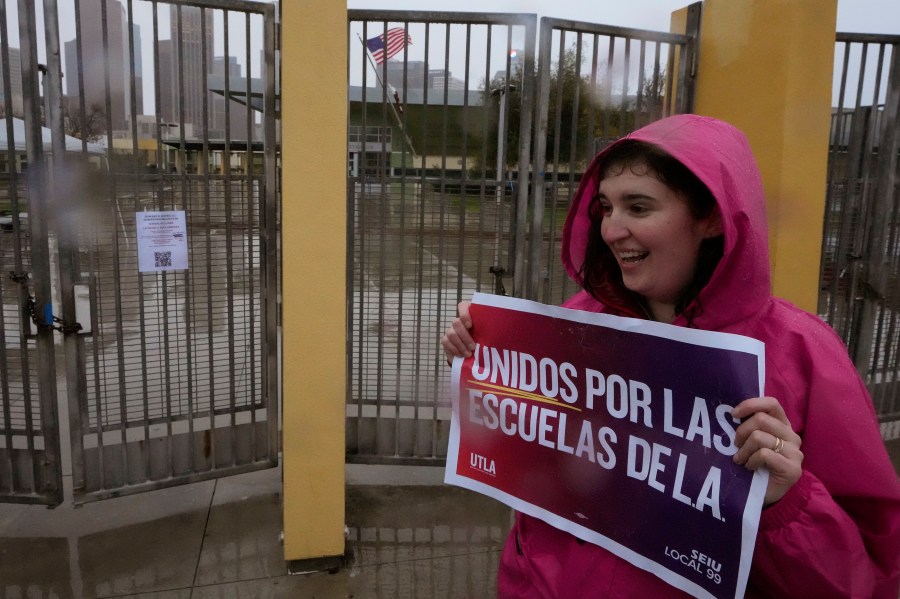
[442,114,900,598]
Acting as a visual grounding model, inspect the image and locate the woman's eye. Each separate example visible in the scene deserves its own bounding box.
[629,204,648,215]
[600,204,613,215]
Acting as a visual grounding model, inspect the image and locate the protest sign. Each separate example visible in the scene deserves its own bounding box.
[445,293,768,599]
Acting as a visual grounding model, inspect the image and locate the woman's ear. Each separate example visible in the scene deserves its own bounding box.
[704,206,724,238]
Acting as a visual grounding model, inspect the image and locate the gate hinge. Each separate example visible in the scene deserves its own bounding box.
[26,296,83,334]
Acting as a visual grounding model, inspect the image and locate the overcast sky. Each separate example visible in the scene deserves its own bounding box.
[346,0,899,107]
[347,0,900,35]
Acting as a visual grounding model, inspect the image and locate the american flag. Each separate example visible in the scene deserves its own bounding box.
[366,27,412,64]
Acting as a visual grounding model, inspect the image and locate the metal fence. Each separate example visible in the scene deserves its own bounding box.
[0,0,278,506]
[345,9,699,464]
[821,33,900,427]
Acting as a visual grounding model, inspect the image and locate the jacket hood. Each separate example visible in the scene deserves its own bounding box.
[561,114,771,329]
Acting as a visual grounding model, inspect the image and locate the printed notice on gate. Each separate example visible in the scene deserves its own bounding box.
[136,211,189,273]
[445,293,768,599]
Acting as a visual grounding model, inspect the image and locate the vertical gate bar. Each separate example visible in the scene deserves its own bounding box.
[376,23,387,454]
[620,39,631,131]
[346,19,356,452]
[169,3,185,476]
[219,9,238,466]
[883,152,900,412]
[558,30,584,303]
[123,0,152,483]
[678,3,702,115]
[0,1,13,493]
[603,36,614,136]
[498,24,513,284]
[456,23,471,301]
[20,0,38,495]
[394,21,411,455]
[635,40,647,130]
[148,0,170,482]
[855,43,887,359]
[93,0,128,489]
[477,24,491,294]
[97,0,129,488]
[356,21,368,453]
[44,0,81,498]
[196,6,209,449]
[222,8,237,466]
[844,43,870,359]
[844,43,874,355]
[432,22,452,457]
[512,15,536,299]
[883,307,900,415]
[664,42,675,118]
[245,12,257,456]
[871,301,888,409]
[203,7,217,468]
[91,244,106,489]
[823,41,852,326]
[571,32,583,168]
[17,0,62,499]
[262,2,278,461]
[205,152,216,465]
[413,21,430,455]
[544,28,565,303]
[0,0,21,492]
[585,34,599,157]
[527,18,553,300]
[652,43,662,125]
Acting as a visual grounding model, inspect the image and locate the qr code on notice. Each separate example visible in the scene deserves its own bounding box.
[154,251,172,268]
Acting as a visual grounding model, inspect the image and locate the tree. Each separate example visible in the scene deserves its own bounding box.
[472,46,640,175]
[64,102,106,143]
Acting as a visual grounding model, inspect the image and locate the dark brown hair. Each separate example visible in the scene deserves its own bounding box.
[578,140,724,324]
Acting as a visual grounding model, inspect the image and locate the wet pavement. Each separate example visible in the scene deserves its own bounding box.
[0,464,513,598]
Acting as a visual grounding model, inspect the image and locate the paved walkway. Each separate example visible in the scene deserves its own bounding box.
[0,464,512,598]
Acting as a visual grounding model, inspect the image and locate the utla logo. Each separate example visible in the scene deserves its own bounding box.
[469,452,496,476]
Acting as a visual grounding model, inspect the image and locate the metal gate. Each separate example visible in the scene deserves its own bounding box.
[821,33,900,428]
[527,10,700,305]
[345,9,699,464]
[346,11,537,464]
[0,0,279,506]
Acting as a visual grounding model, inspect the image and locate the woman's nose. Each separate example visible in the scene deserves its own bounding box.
[601,215,629,243]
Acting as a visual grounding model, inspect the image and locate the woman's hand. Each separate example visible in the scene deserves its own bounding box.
[441,301,475,365]
[731,396,804,506]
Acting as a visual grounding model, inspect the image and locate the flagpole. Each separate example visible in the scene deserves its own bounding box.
[357,33,418,162]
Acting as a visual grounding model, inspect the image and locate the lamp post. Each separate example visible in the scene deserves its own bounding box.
[490,80,516,295]
[490,81,516,192]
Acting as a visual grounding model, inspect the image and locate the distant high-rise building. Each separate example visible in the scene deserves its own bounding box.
[168,5,214,138]
[210,56,249,141]
[385,61,464,92]
[63,0,132,130]
[132,23,143,117]
[0,47,24,117]
[157,39,174,126]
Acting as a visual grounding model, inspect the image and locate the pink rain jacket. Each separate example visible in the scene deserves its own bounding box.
[497,115,900,599]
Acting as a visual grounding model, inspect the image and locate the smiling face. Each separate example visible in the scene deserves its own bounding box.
[597,161,722,323]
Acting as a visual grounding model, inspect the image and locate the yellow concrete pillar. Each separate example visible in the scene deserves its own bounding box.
[281,1,347,562]
[673,0,837,312]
